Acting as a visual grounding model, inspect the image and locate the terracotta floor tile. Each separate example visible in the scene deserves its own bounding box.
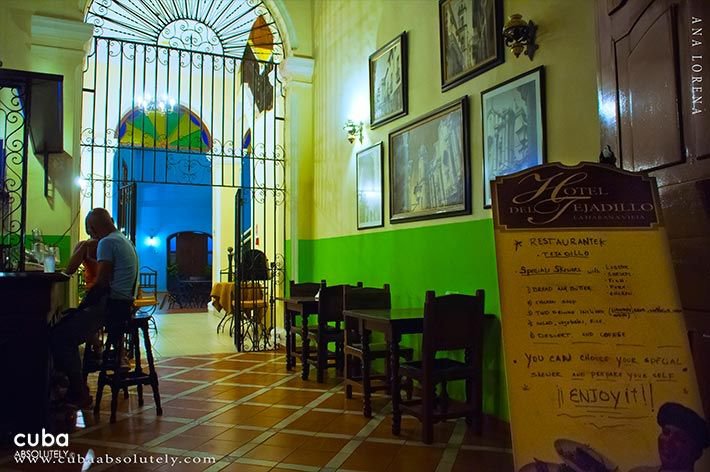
[191,438,241,455]
[230,372,288,385]
[340,441,402,472]
[182,423,231,438]
[238,414,285,428]
[237,352,282,361]
[300,436,348,452]
[211,427,263,443]
[249,390,289,404]
[157,357,211,368]
[273,390,324,406]
[209,404,268,423]
[251,362,289,373]
[368,417,455,443]
[387,445,444,472]
[284,410,340,432]
[452,449,514,472]
[208,386,263,401]
[262,432,311,448]
[185,384,234,397]
[281,447,337,467]
[157,380,204,395]
[320,414,372,435]
[160,406,212,420]
[169,369,236,382]
[209,359,261,370]
[218,462,272,472]
[242,444,298,462]
[157,434,208,450]
[164,398,227,411]
[256,405,297,419]
[155,366,186,377]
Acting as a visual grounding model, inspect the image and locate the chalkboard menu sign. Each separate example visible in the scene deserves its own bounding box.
[492,163,709,472]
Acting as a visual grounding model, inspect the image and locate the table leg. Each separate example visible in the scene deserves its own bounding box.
[362,326,372,418]
[284,309,292,370]
[390,332,402,435]
[301,311,310,380]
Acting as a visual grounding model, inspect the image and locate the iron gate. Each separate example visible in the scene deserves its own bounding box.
[81,1,287,351]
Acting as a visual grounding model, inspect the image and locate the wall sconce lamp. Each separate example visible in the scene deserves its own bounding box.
[344,119,364,144]
[502,14,538,61]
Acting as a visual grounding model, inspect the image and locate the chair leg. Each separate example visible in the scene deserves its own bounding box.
[344,353,354,399]
[361,329,372,418]
[110,384,119,423]
[316,334,326,383]
[141,323,163,416]
[466,372,483,434]
[301,314,310,381]
[421,381,435,444]
[284,311,292,370]
[94,371,105,416]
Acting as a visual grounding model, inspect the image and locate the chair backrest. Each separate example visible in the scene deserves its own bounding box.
[422,289,485,363]
[318,281,363,324]
[239,281,264,302]
[138,266,158,298]
[239,248,269,281]
[289,280,324,298]
[343,284,391,310]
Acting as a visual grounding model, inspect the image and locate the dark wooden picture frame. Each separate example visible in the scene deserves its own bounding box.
[439,0,504,91]
[369,32,408,128]
[389,97,470,223]
[356,142,384,230]
[481,66,546,208]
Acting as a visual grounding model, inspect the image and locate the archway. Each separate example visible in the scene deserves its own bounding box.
[80,0,288,351]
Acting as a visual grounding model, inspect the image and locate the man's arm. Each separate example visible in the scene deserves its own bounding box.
[79,244,113,308]
[64,241,88,275]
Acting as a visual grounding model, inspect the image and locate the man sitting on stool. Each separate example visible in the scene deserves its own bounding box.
[51,208,138,407]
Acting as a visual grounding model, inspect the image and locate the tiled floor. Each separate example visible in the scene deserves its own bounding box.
[1,313,514,471]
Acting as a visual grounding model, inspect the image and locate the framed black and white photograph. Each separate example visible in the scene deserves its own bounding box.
[389,97,470,223]
[439,0,503,91]
[356,142,384,230]
[369,32,408,128]
[481,66,546,208]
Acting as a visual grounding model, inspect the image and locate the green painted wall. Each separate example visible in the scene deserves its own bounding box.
[298,218,509,419]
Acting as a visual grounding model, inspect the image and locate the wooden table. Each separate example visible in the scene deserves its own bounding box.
[342,307,497,434]
[342,307,423,434]
[278,296,318,377]
[211,282,235,334]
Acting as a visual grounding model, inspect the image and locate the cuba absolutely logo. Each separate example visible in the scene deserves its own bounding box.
[14,429,69,447]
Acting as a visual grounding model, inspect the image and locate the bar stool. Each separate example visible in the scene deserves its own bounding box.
[94,313,163,423]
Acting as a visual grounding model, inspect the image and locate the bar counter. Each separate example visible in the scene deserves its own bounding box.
[0,271,69,440]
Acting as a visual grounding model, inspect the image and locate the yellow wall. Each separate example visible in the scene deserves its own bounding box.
[1,0,90,253]
[308,0,600,240]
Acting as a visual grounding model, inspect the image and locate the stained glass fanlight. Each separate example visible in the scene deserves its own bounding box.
[85,0,283,61]
[118,105,212,151]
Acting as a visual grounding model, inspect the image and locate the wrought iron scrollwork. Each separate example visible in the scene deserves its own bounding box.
[0,86,28,271]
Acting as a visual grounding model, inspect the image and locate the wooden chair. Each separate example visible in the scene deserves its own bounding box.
[393,290,485,444]
[304,281,362,382]
[343,284,413,417]
[134,267,159,318]
[285,280,323,371]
